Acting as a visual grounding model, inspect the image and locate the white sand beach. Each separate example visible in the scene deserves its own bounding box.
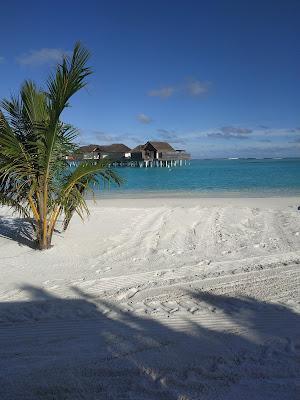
[0,196,300,399]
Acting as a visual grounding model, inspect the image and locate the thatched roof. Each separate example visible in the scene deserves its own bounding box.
[131,144,145,152]
[78,143,131,153]
[78,142,176,154]
[78,144,99,153]
[145,141,175,151]
[98,144,131,153]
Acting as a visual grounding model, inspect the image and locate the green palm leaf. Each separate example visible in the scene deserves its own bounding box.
[0,43,122,250]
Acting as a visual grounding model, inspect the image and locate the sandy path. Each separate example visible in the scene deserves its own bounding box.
[0,197,299,399]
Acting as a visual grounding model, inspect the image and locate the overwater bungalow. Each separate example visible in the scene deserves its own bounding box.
[131,141,190,167]
[74,144,131,161]
[69,141,190,167]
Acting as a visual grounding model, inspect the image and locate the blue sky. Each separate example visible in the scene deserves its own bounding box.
[1,0,300,158]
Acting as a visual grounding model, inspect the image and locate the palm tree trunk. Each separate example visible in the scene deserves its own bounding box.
[27,195,51,250]
[35,198,52,250]
[36,219,51,250]
[42,188,48,249]
[34,183,52,250]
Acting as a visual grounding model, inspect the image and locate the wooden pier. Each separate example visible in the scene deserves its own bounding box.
[68,159,190,168]
[113,159,189,168]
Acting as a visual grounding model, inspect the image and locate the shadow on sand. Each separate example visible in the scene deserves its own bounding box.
[0,216,36,249]
[0,285,299,400]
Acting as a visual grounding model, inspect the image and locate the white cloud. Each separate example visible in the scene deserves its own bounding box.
[0,56,5,64]
[148,78,211,99]
[220,126,252,134]
[156,129,186,144]
[17,48,71,66]
[207,132,250,140]
[190,139,300,159]
[206,126,253,140]
[162,126,300,146]
[137,113,152,124]
[148,86,175,98]
[260,128,300,137]
[90,131,141,145]
[185,79,210,96]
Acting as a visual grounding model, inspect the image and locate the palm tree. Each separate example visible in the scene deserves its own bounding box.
[0,43,122,250]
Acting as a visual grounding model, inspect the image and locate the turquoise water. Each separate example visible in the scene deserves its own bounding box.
[97,158,300,196]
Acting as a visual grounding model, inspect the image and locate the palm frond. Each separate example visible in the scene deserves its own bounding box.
[47,42,92,120]
[0,193,31,218]
[0,42,123,249]
[42,43,92,201]
[61,159,123,196]
[58,159,122,230]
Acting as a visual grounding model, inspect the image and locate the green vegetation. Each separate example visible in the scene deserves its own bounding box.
[0,43,122,250]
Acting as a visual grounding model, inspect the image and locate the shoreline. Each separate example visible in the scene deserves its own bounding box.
[85,193,300,210]
[87,189,300,200]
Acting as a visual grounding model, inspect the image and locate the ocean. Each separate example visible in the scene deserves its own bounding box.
[95,158,300,196]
